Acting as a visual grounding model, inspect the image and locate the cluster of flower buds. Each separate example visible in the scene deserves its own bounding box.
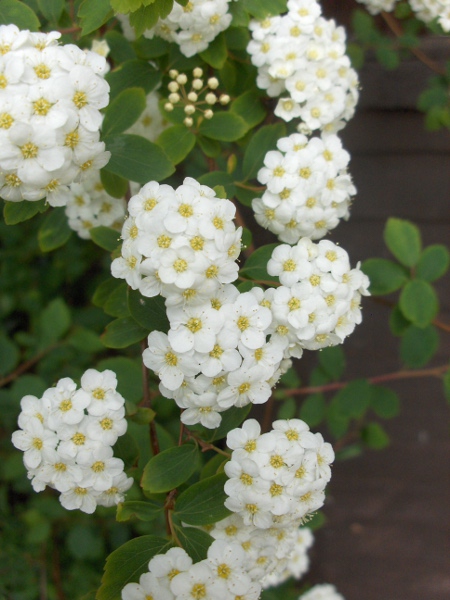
[65,170,126,239]
[224,419,334,529]
[164,68,230,128]
[0,25,110,205]
[11,369,132,514]
[267,238,370,352]
[247,0,359,133]
[253,131,355,243]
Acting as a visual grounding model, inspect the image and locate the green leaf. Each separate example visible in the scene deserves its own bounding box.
[104,134,175,184]
[224,26,250,50]
[230,91,266,130]
[400,324,439,368]
[389,304,411,336]
[0,0,40,29]
[347,42,365,69]
[361,422,390,450]
[376,46,400,70]
[110,0,142,13]
[326,398,350,439]
[384,217,422,268]
[89,226,121,252]
[112,431,140,469]
[100,169,129,199]
[399,280,439,327]
[93,278,124,308]
[128,289,169,332]
[277,397,296,420]
[334,379,371,419]
[3,199,46,225]
[106,60,161,100]
[199,32,228,69]
[97,536,173,600]
[37,207,72,252]
[105,31,136,62]
[172,524,213,562]
[352,8,377,43]
[198,112,248,142]
[201,453,227,479]
[129,3,162,37]
[37,0,64,22]
[416,244,450,282]
[0,333,19,377]
[242,123,286,181]
[67,327,103,354]
[198,171,236,199]
[370,385,400,419]
[97,357,143,403]
[243,0,287,19]
[133,35,170,58]
[102,88,146,137]
[38,298,71,347]
[174,472,230,526]
[361,258,409,295]
[141,443,199,493]
[156,125,196,165]
[104,283,129,318]
[197,135,221,158]
[318,346,345,380]
[101,316,148,348]
[116,500,163,522]
[78,0,112,35]
[203,405,252,442]
[240,243,279,283]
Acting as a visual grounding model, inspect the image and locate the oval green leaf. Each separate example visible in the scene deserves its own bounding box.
[384,217,422,268]
[240,243,279,283]
[416,244,450,282]
[361,258,409,295]
[128,289,169,332]
[141,443,199,494]
[156,125,196,165]
[3,198,47,225]
[400,324,439,368]
[174,472,231,526]
[242,122,286,181]
[116,500,163,523]
[90,226,121,252]
[0,0,40,29]
[102,87,146,137]
[101,316,148,348]
[399,279,439,327]
[198,112,248,142]
[38,207,72,252]
[172,523,213,562]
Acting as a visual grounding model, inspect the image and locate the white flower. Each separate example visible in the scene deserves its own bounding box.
[170,560,227,600]
[122,573,173,600]
[11,418,58,469]
[299,583,346,600]
[59,483,99,514]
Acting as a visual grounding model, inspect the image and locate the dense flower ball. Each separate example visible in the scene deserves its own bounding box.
[119,0,234,57]
[253,131,355,243]
[11,369,132,514]
[0,25,110,205]
[65,170,126,239]
[247,0,359,132]
[267,237,370,352]
[409,0,450,31]
[224,418,334,529]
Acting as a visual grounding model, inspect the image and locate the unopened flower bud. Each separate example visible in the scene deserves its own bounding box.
[219,94,230,105]
[91,40,110,58]
[187,91,198,102]
[193,67,203,78]
[176,73,188,85]
[169,69,179,79]
[168,81,179,92]
[192,78,203,90]
[168,92,180,103]
[164,102,174,112]
[205,92,217,105]
[207,77,219,89]
[184,104,196,115]
[227,153,237,174]
[184,117,193,127]
[204,109,214,119]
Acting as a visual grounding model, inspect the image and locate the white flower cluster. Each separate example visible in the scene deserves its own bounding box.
[409,0,450,31]
[208,514,314,589]
[65,170,126,239]
[224,419,334,529]
[267,238,370,352]
[0,25,110,205]
[253,131,355,243]
[11,369,132,514]
[247,0,359,133]
[355,0,398,14]
[126,90,169,142]
[299,583,345,600]
[122,543,262,600]
[119,0,234,58]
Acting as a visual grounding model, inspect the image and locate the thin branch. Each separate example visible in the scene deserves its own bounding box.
[235,181,266,193]
[140,339,160,456]
[381,11,447,75]
[0,345,59,388]
[289,363,450,396]
[262,394,275,433]
[238,275,281,287]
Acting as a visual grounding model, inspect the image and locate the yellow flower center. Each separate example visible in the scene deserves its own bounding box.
[20,142,38,159]
[65,129,79,148]
[73,91,88,109]
[173,258,188,273]
[33,98,52,116]
[59,399,72,412]
[0,112,13,128]
[34,64,51,79]
[100,418,113,430]
[91,461,105,473]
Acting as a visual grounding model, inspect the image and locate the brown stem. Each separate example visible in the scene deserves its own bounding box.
[39,544,48,600]
[235,181,266,193]
[289,363,450,396]
[58,26,81,35]
[185,429,231,457]
[380,11,447,75]
[262,393,275,433]
[52,537,66,600]
[0,345,59,388]
[140,340,160,456]
[238,275,280,287]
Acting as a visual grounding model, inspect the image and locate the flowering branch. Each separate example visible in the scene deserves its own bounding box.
[381,10,447,75]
